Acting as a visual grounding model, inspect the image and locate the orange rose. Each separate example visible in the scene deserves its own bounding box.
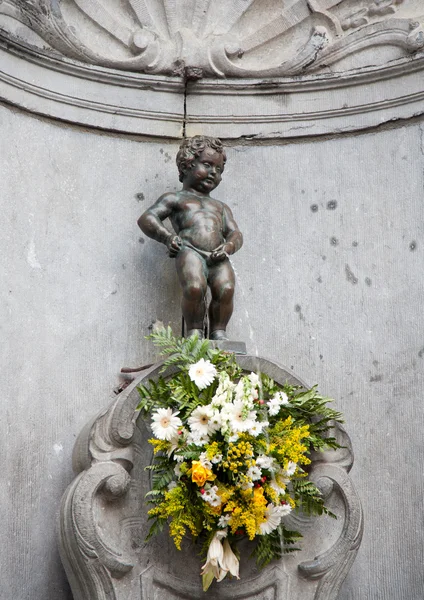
[191,461,215,487]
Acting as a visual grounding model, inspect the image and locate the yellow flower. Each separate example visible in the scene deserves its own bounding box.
[191,461,215,487]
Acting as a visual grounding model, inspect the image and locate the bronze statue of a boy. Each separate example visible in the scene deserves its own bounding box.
[138,136,243,340]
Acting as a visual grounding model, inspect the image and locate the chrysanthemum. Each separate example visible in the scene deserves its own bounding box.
[188,358,217,389]
[150,408,182,441]
[188,405,215,435]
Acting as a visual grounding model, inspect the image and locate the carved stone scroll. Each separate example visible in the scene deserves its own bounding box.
[1,0,423,78]
[59,356,363,600]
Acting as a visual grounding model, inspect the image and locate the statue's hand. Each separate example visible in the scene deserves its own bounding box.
[167,235,182,257]
[210,244,229,263]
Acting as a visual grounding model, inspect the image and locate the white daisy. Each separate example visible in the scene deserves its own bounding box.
[199,452,213,470]
[150,408,182,441]
[285,461,297,476]
[203,485,221,507]
[270,478,286,496]
[227,400,257,433]
[259,504,287,535]
[211,453,223,464]
[275,391,289,405]
[187,429,209,447]
[270,467,290,495]
[278,502,292,517]
[188,405,214,435]
[248,420,268,437]
[188,358,217,390]
[247,465,262,481]
[256,455,276,471]
[218,514,231,528]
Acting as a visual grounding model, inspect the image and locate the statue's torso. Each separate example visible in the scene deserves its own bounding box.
[170,193,225,252]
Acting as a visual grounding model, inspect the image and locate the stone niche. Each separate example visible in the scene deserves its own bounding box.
[1,2,424,600]
[59,357,363,600]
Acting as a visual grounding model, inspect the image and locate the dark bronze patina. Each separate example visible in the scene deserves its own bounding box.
[138,136,243,340]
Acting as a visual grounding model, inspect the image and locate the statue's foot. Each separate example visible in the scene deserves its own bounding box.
[187,328,204,339]
[210,329,229,341]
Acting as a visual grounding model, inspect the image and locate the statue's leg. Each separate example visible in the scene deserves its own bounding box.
[208,260,235,338]
[175,249,208,333]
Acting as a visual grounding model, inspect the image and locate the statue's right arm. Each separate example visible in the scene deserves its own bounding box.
[137,193,177,246]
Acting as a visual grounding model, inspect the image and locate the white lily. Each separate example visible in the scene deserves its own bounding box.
[201,530,226,591]
[217,539,240,582]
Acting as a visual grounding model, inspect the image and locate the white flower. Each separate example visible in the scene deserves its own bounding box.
[211,372,235,407]
[211,453,222,464]
[259,504,288,535]
[270,467,290,495]
[188,358,217,390]
[248,420,268,437]
[247,465,262,481]
[150,408,182,441]
[174,463,183,477]
[256,455,276,471]
[188,405,214,435]
[218,514,231,528]
[187,430,209,447]
[202,531,225,580]
[209,409,222,432]
[201,530,227,590]
[241,480,254,490]
[248,372,260,386]
[203,486,221,507]
[199,452,213,470]
[285,461,297,476]
[278,502,292,517]
[217,539,240,582]
[167,481,177,490]
[226,400,257,433]
[267,391,289,416]
[201,532,238,590]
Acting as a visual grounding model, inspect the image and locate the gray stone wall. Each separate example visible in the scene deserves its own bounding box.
[1,101,423,599]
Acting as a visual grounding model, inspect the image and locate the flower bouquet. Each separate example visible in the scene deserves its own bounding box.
[136,328,342,591]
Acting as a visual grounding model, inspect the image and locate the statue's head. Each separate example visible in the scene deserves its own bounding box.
[176,136,227,183]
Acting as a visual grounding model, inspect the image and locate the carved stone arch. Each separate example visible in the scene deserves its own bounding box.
[0,1,424,138]
[59,355,363,600]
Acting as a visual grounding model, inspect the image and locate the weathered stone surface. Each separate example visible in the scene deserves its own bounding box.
[0,11,424,138]
[1,59,424,600]
[1,0,423,77]
[59,357,362,600]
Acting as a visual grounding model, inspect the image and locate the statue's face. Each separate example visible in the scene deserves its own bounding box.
[183,148,224,193]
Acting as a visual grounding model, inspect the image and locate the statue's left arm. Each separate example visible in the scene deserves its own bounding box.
[210,204,243,263]
[222,204,243,255]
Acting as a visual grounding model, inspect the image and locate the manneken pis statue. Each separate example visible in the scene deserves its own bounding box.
[138,136,243,340]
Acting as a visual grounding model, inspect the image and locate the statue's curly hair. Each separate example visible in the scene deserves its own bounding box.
[176,136,226,182]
